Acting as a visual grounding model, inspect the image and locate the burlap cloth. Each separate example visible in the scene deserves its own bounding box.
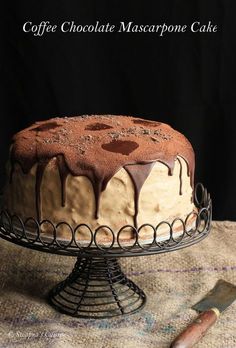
[0,221,236,348]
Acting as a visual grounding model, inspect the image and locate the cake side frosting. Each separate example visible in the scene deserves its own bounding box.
[4,157,194,240]
[8,115,195,228]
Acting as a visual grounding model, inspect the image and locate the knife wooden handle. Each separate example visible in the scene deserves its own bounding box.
[170,308,220,348]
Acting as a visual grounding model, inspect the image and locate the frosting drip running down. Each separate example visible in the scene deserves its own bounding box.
[9,115,195,226]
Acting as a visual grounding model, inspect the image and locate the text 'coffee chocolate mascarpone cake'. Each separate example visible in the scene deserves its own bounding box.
[3,115,196,242]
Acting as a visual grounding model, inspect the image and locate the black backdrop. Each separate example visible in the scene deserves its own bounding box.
[1,1,236,220]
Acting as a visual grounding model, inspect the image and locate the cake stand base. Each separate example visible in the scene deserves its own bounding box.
[48,257,146,319]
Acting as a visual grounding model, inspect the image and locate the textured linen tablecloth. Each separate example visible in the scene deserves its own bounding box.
[0,221,236,348]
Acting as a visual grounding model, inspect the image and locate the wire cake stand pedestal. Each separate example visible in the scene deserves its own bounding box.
[0,183,212,319]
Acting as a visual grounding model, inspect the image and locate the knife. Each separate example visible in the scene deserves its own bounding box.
[170,279,236,348]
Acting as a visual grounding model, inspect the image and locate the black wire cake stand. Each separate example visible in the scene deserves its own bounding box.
[0,183,211,319]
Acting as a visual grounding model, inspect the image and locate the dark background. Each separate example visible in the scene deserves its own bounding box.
[1,1,236,220]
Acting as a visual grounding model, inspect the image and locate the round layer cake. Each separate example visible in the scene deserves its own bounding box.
[3,115,195,242]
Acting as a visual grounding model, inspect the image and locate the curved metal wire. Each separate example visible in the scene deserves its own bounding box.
[0,183,212,258]
[48,257,146,318]
[0,183,212,318]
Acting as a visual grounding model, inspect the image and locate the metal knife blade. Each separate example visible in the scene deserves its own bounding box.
[170,280,236,348]
[192,279,236,313]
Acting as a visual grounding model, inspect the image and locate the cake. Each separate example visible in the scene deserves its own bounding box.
[3,115,195,243]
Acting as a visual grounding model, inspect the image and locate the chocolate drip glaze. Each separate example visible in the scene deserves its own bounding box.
[177,157,183,195]
[57,155,69,207]
[91,176,103,220]
[124,162,155,228]
[9,115,195,222]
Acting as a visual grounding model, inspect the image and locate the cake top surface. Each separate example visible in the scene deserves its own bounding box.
[11,114,194,179]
